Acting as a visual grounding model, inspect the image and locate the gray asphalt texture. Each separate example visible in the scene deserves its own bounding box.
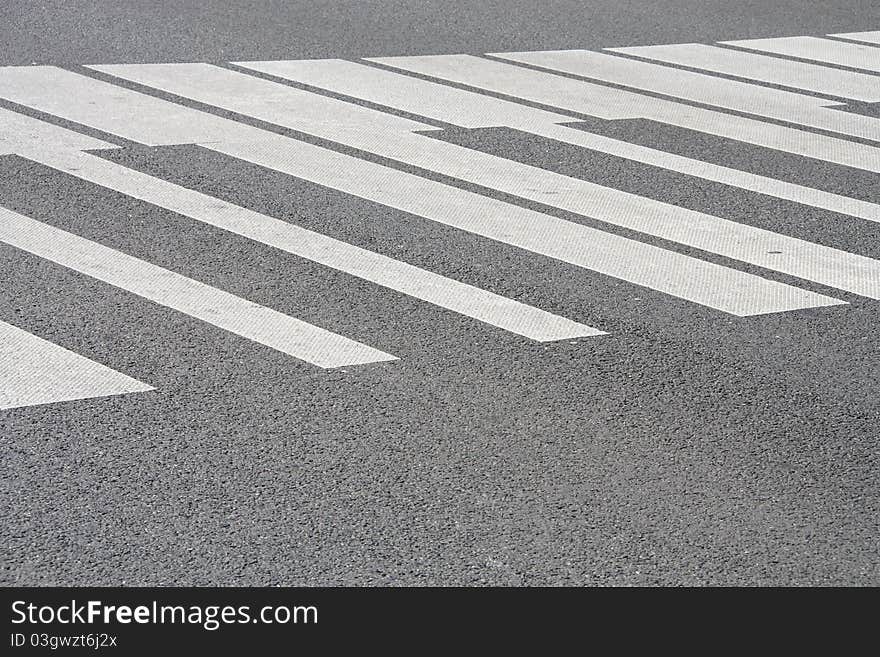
[1,1,878,586]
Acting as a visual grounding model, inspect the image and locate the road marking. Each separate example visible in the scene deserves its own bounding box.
[371,54,880,172]
[0,106,115,153]
[216,137,830,317]
[607,42,880,102]
[722,36,880,73]
[94,62,880,301]
[832,31,880,46]
[23,148,601,342]
[493,49,880,142]
[0,65,266,146]
[86,62,430,143]
[0,83,602,341]
[0,319,154,410]
[234,58,572,130]
[86,62,437,144]
[0,206,397,368]
[0,66,828,316]
[238,58,880,225]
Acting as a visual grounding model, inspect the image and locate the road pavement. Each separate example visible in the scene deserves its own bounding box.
[1,1,878,585]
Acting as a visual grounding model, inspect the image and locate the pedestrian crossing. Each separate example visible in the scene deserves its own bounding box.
[722,36,880,73]
[374,53,880,172]
[30,147,600,343]
[833,31,880,47]
[0,319,153,410]
[3,67,817,317]
[0,206,398,368]
[1,28,878,408]
[607,43,880,102]
[494,48,880,141]
[89,63,880,304]
[238,58,880,223]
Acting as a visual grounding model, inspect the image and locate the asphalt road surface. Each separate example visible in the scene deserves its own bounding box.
[1,1,879,586]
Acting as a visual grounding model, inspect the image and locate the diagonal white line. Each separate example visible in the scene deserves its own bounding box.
[0,206,397,368]
[830,31,880,46]
[0,65,843,316]
[87,63,880,302]
[0,319,154,410]
[25,147,603,342]
[606,43,880,103]
[722,36,880,73]
[492,49,880,142]
[238,58,880,224]
[371,54,880,172]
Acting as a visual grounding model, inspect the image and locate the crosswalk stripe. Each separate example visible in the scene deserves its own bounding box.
[97,62,880,302]
[0,65,267,146]
[0,105,115,153]
[0,29,876,406]
[0,66,831,316]
[0,77,602,342]
[370,54,880,173]
[493,49,880,142]
[234,58,573,129]
[722,36,880,73]
[0,319,154,410]
[238,58,880,225]
[532,123,880,224]
[0,207,397,368]
[606,42,880,102]
[831,31,880,46]
[85,63,434,141]
[214,137,842,317]
[23,148,601,342]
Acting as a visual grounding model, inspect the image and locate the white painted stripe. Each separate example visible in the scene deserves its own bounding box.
[234,58,573,129]
[0,107,115,154]
[371,54,880,173]
[0,65,268,145]
[608,42,880,102]
[0,319,153,410]
[356,130,880,301]
[25,148,601,342]
[238,58,880,225]
[0,65,839,316]
[0,207,396,368]
[532,123,880,225]
[722,36,880,73]
[85,62,432,142]
[493,49,880,142]
[216,136,842,317]
[831,31,880,46]
[93,63,880,301]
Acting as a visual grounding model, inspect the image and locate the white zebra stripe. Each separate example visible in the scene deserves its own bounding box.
[493,49,880,142]
[831,31,880,46]
[722,36,880,73]
[0,207,397,368]
[23,147,602,342]
[0,319,153,410]
[606,42,880,102]
[0,65,826,316]
[370,54,880,172]
[237,58,880,224]
[85,63,880,301]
